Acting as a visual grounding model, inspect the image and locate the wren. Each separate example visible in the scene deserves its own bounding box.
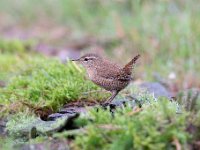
[72,53,140,105]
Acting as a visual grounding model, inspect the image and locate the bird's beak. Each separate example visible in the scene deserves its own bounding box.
[71,59,79,61]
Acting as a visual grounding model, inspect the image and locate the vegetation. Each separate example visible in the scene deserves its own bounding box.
[0,55,105,115]
[5,94,198,150]
[6,58,103,109]
[0,39,34,81]
[73,99,189,150]
[4,89,200,150]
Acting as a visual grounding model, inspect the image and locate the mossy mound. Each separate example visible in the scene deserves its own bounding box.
[1,56,105,113]
[0,39,108,118]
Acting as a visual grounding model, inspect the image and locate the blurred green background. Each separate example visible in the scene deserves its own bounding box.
[0,0,200,91]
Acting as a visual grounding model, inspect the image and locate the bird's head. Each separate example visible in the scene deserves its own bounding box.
[71,53,102,69]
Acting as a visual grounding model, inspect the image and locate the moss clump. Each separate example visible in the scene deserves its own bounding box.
[0,39,34,54]
[1,56,105,112]
[73,99,189,150]
[0,54,26,81]
[0,54,38,111]
[6,112,37,140]
[0,39,36,81]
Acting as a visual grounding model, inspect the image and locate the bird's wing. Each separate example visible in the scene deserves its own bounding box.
[96,60,132,81]
[116,73,133,81]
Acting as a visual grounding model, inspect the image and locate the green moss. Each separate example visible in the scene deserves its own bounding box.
[6,112,74,141]
[6,113,37,139]
[0,39,36,81]
[0,137,16,150]
[0,39,34,54]
[1,56,105,111]
[0,54,26,81]
[74,99,189,150]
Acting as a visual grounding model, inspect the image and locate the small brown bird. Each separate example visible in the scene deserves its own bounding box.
[72,53,140,104]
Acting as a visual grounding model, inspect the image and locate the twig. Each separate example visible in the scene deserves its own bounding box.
[72,61,83,73]
[127,107,142,116]
[172,137,181,150]
[82,90,109,95]
[97,124,121,130]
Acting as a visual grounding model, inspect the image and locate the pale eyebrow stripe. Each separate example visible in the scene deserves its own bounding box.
[88,56,96,59]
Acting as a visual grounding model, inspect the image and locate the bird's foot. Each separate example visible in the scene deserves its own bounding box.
[101,102,110,108]
[101,102,117,109]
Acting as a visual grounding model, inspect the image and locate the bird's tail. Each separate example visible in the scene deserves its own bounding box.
[123,54,140,75]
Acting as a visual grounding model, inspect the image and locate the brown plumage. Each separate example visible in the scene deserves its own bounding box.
[72,53,140,104]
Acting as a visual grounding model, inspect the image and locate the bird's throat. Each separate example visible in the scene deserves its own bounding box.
[86,68,97,79]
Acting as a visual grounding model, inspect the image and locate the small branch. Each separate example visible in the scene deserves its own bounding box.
[82,90,109,95]
[97,124,122,130]
[172,137,181,150]
[127,107,142,116]
[72,61,83,73]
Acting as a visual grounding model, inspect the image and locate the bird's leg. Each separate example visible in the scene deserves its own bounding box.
[104,90,119,104]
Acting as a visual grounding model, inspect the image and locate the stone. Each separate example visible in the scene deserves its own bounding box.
[7,113,79,139]
[139,82,171,99]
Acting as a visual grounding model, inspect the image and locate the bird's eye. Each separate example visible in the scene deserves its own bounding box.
[84,58,89,61]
